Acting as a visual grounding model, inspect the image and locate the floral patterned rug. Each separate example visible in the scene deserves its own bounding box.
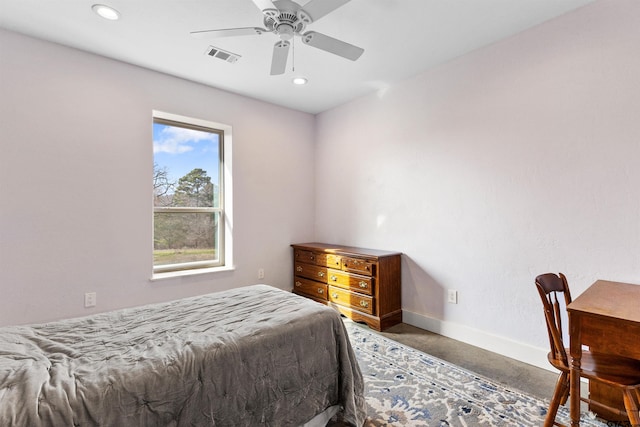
[344,320,627,427]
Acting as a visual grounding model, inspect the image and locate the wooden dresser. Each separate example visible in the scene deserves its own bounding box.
[291,242,402,331]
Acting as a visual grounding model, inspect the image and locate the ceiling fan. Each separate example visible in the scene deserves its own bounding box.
[191,0,364,75]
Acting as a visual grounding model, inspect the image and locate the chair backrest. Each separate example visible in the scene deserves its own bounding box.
[535,273,573,368]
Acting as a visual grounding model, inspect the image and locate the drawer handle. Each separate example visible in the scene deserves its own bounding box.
[318,271,325,278]
[359,281,368,288]
[359,300,369,308]
[295,281,301,287]
[296,266,302,272]
[317,288,324,294]
[331,293,339,299]
[331,275,337,281]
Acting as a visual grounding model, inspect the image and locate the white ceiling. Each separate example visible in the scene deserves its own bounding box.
[0,0,595,114]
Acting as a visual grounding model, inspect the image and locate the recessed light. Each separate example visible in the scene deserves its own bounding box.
[292,77,308,85]
[92,4,120,20]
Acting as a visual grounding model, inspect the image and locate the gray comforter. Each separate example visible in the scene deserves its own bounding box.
[0,285,365,426]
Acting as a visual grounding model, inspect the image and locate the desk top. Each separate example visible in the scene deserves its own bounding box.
[567,280,640,323]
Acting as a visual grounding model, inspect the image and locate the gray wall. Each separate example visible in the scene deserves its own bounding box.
[0,29,316,326]
[314,1,640,368]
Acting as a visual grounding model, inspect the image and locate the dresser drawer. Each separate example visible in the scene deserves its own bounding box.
[295,263,328,282]
[314,253,342,269]
[293,277,328,300]
[328,286,374,315]
[295,250,342,269]
[294,249,317,265]
[341,257,374,276]
[327,269,373,295]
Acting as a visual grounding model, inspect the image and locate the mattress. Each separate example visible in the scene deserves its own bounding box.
[0,284,366,426]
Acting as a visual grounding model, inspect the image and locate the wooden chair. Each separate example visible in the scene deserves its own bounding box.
[535,273,640,427]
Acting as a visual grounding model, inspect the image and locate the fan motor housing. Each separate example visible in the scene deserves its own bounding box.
[264,0,310,39]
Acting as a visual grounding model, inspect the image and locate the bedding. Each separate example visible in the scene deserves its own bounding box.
[0,284,366,426]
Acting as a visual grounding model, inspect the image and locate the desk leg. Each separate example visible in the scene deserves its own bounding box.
[569,313,581,427]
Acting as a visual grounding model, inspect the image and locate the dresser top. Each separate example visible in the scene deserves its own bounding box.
[292,242,402,258]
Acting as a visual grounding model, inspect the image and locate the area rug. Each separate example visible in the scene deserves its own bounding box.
[344,320,627,427]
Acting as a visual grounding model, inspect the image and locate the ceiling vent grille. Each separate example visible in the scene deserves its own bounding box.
[205,46,240,63]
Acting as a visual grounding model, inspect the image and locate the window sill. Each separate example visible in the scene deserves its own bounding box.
[150,265,235,281]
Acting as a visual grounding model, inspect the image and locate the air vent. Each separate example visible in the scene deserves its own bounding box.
[205,46,240,63]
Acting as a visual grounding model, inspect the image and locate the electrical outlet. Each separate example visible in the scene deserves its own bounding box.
[258,268,265,279]
[447,289,458,304]
[84,292,97,308]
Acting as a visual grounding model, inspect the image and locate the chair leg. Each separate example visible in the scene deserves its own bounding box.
[559,375,570,406]
[622,389,640,427]
[545,372,570,427]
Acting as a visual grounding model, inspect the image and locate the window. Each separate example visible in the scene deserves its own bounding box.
[152,111,232,276]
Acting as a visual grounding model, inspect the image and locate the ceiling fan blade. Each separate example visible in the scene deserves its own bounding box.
[252,0,277,13]
[301,31,363,61]
[302,0,351,22]
[270,40,290,75]
[190,27,267,39]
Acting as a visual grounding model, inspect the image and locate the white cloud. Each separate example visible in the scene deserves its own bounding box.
[153,126,217,154]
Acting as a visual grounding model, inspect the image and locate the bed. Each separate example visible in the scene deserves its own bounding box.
[0,284,366,426]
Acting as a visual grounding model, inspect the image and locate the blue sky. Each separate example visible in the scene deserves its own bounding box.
[153,123,220,189]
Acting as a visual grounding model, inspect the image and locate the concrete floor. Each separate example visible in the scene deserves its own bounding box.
[372,322,560,401]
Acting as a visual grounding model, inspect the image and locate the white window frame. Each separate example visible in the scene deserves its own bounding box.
[151,111,233,279]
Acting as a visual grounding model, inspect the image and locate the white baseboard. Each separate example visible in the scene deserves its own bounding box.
[402,310,554,373]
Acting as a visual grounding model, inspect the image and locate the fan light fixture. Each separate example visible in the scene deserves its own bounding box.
[92,4,120,20]
[292,77,308,85]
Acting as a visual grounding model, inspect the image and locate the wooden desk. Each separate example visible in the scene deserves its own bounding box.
[567,280,640,426]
